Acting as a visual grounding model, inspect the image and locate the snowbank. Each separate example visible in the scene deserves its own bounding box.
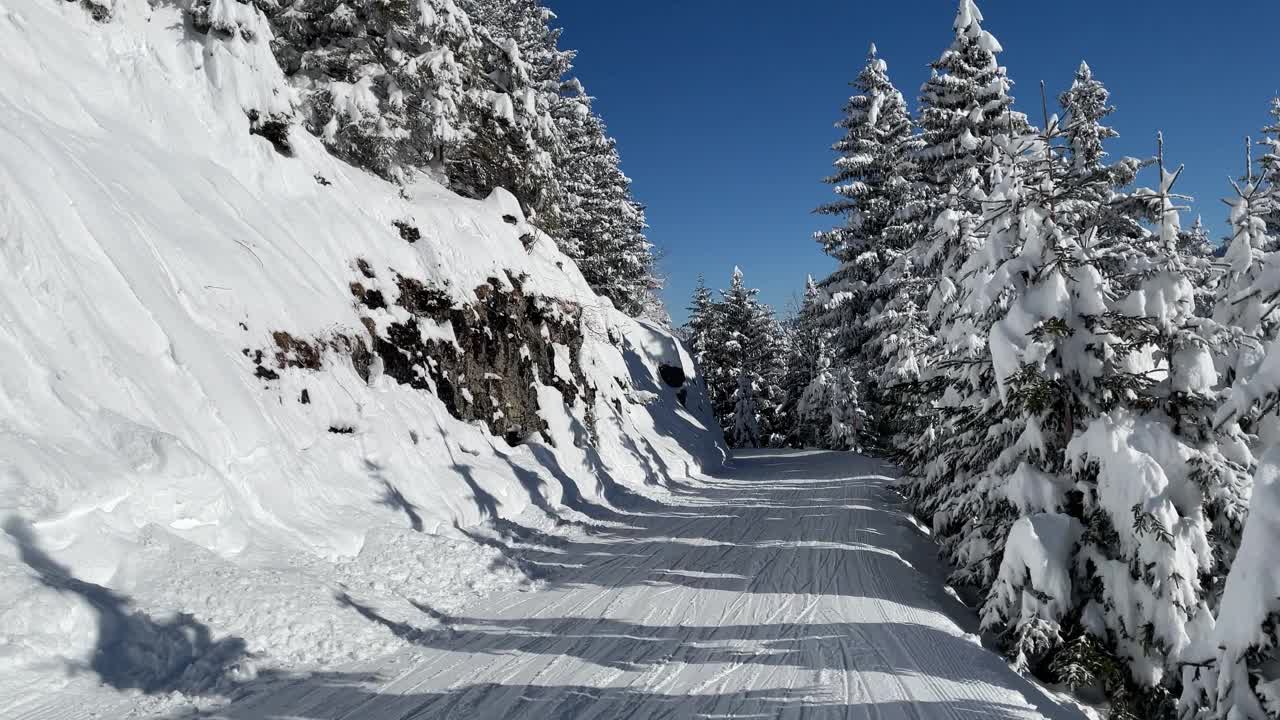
[0,0,722,713]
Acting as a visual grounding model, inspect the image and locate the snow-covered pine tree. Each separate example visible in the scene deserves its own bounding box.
[684,275,719,377]
[442,21,559,213]
[753,299,790,447]
[1183,289,1280,718]
[731,369,762,448]
[1178,216,1220,319]
[797,349,868,451]
[915,0,1029,240]
[912,127,1034,598]
[815,43,919,290]
[702,268,786,447]
[780,277,826,447]
[895,0,1031,484]
[973,74,1149,682]
[975,73,1154,676]
[460,0,572,110]
[463,0,658,315]
[1058,62,1118,175]
[1060,136,1250,717]
[554,87,657,315]
[900,0,1028,528]
[1177,445,1280,720]
[255,0,490,178]
[1180,216,1217,259]
[452,0,566,214]
[1261,98,1280,237]
[1213,150,1279,392]
[807,43,922,449]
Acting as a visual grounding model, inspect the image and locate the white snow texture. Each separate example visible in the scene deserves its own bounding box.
[0,0,723,713]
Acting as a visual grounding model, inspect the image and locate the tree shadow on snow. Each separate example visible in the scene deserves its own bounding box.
[402,453,969,621]
[167,451,1082,720]
[3,517,253,696]
[366,459,425,533]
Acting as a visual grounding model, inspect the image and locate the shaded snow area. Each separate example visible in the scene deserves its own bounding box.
[0,1,723,717]
[155,451,1092,720]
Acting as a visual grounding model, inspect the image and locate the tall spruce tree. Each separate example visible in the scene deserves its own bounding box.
[1180,164,1280,720]
[781,277,826,447]
[685,275,718,375]
[555,88,656,315]
[900,0,1027,526]
[1261,98,1280,236]
[806,43,923,449]
[1055,137,1249,717]
[701,268,786,447]
[1214,157,1279,389]
[915,0,1028,229]
[441,1,659,312]
[815,43,919,288]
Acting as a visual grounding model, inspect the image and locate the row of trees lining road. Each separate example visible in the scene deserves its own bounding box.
[687,0,1280,717]
[191,0,661,317]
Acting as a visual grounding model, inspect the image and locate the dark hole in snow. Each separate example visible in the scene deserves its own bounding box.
[356,258,376,279]
[246,110,293,157]
[520,233,536,251]
[254,365,279,381]
[501,214,519,225]
[300,388,310,404]
[328,425,355,435]
[657,364,686,388]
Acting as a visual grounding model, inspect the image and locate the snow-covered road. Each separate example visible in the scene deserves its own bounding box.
[204,450,1085,719]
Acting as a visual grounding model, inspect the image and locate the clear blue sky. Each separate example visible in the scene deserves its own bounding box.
[546,1,1280,324]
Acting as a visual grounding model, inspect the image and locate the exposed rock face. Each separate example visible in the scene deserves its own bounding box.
[255,261,595,447]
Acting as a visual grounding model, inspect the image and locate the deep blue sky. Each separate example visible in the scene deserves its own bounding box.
[546,1,1280,324]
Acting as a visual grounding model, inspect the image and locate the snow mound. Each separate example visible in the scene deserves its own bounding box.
[0,0,723,713]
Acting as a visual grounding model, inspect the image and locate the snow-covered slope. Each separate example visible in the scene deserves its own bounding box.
[0,0,722,713]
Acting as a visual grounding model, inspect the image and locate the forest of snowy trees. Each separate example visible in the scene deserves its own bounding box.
[683,1,1280,717]
[191,0,661,317]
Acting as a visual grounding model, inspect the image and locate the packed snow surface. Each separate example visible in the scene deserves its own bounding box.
[130,451,1085,720]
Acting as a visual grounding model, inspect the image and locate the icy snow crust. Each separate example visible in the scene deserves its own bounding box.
[0,0,722,713]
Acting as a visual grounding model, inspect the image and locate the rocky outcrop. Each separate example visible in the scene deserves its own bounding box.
[253,260,596,448]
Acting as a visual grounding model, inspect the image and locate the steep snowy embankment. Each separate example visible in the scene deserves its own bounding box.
[0,0,722,715]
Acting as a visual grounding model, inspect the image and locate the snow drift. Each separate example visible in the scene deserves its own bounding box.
[0,0,722,714]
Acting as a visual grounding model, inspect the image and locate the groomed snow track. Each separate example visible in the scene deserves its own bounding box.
[188,450,1085,720]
